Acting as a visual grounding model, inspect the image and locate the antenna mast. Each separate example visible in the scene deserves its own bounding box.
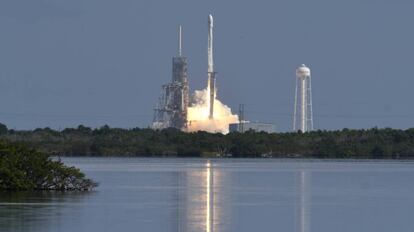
[178,25,182,57]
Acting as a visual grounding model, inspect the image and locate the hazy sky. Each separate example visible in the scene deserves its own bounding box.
[0,0,413,131]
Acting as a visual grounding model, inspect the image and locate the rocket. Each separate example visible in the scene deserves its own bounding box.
[208,14,214,73]
[207,14,216,119]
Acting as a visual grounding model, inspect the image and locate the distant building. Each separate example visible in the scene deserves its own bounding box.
[229,122,276,133]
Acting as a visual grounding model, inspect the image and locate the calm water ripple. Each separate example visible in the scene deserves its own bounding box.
[1,158,414,232]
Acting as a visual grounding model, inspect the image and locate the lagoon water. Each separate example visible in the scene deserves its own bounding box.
[1,158,414,232]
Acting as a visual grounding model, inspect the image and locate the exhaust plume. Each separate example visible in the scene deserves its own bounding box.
[187,87,238,134]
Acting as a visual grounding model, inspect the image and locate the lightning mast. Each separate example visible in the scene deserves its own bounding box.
[207,14,216,119]
[178,25,182,57]
[293,64,313,132]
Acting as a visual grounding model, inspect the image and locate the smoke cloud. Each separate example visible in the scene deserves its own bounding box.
[187,88,238,134]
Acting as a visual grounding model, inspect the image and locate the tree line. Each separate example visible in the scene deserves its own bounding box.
[1,123,414,159]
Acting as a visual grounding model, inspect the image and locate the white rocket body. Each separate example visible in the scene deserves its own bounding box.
[208,14,214,73]
[208,14,216,119]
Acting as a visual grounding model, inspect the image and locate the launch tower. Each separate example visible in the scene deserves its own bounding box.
[293,64,313,132]
[152,26,189,130]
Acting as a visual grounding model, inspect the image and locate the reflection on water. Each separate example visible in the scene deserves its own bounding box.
[0,191,92,232]
[180,161,311,232]
[176,160,218,232]
[206,161,212,232]
[296,170,311,232]
[174,160,232,232]
[2,158,414,232]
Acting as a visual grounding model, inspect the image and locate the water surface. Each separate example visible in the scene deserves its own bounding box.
[1,158,414,232]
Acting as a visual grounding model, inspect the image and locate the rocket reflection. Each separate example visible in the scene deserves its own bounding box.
[175,162,309,232]
[176,160,217,232]
[206,161,213,232]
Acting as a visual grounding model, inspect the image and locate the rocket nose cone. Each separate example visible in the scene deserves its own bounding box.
[208,14,213,25]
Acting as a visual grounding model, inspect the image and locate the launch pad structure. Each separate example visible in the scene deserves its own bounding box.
[152,26,189,130]
[152,15,313,134]
[152,14,219,131]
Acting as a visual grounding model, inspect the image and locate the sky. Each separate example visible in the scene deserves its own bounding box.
[0,0,414,132]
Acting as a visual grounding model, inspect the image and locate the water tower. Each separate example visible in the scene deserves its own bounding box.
[293,64,313,132]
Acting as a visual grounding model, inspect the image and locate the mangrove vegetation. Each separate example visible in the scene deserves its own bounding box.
[0,140,98,191]
[0,123,414,159]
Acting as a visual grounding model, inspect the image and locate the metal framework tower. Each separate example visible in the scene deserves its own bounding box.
[170,26,189,129]
[293,64,313,132]
[152,26,189,130]
[238,104,245,133]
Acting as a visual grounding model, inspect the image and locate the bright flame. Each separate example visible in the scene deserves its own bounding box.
[187,88,238,134]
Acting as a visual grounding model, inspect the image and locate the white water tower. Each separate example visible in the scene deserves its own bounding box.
[293,64,313,132]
